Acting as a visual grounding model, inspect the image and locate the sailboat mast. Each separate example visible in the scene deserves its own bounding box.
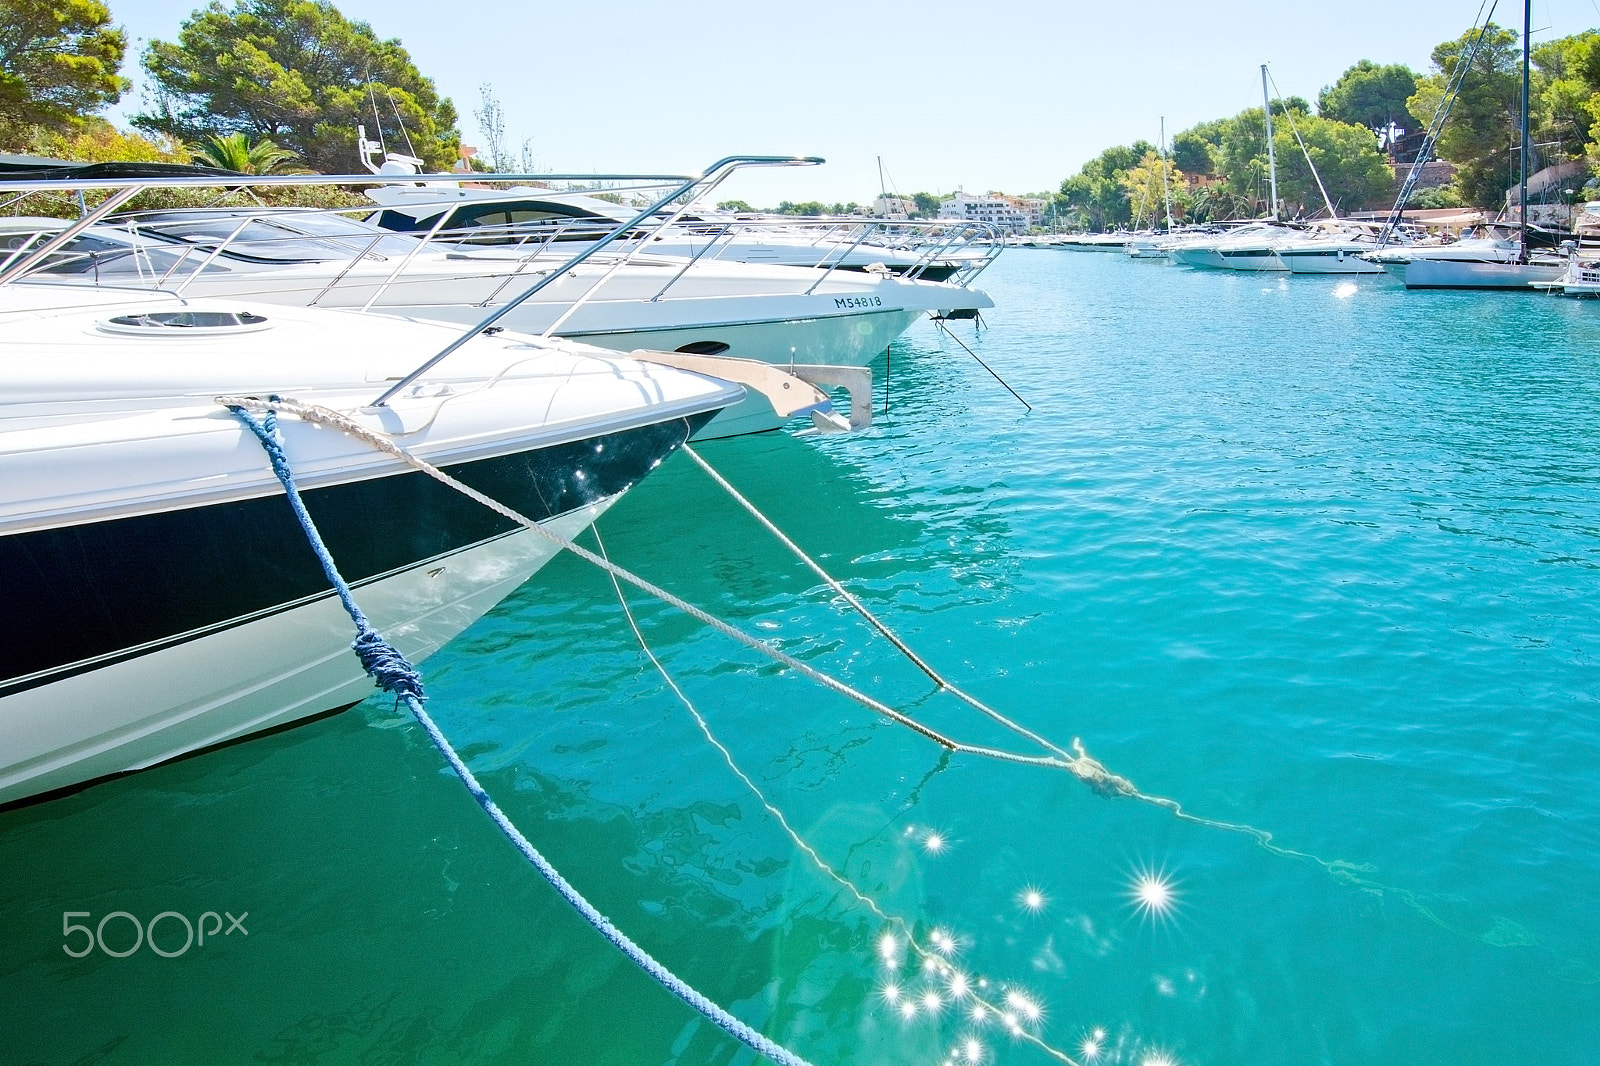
[1519,0,1530,260]
[1261,65,1279,220]
[1160,116,1174,231]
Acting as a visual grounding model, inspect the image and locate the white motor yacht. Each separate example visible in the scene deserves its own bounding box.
[1272,222,1399,275]
[1165,222,1293,270]
[1363,224,1566,289]
[0,280,745,806]
[365,184,993,284]
[1057,231,1136,251]
[2,209,992,437]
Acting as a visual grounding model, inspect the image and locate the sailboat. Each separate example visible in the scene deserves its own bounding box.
[1125,119,1176,258]
[1169,67,1300,270]
[1369,0,1566,289]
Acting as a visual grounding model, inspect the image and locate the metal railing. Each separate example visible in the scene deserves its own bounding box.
[0,155,998,405]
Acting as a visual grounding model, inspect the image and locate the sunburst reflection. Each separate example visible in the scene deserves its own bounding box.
[1127,864,1181,925]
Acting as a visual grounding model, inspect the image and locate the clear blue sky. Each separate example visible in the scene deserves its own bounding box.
[108,0,1600,204]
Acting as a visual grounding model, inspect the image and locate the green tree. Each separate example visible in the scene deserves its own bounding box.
[1407,22,1522,208]
[1271,112,1393,214]
[1204,100,1389,217]
[1212,106,1279,212]
[14,117,185,165]
[716,199,754,212]
[134,0,459,173]
[1186,184,1253,223]
[1117,149,1188,226]
[472,83,510,172]
[1171,124,1221,175]
[0,0,127,137]
[192,130,301,173]
[1533,31,1600,164]
[910,191,940,217]
[1058,140,1155,230]
[1319,60,1420,130]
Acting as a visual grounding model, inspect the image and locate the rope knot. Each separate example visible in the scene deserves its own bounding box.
[351,628,426,702]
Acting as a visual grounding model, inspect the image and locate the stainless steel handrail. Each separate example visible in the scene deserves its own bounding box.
[0,185,142,284]
[0,157,1007,406]
[369,155,822,406]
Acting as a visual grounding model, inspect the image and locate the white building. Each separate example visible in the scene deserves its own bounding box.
[872,194,915,220]
[1018,197,1051,228]
[937,191,1032,233]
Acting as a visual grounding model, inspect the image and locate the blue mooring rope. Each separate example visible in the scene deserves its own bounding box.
[227,403,813,1066]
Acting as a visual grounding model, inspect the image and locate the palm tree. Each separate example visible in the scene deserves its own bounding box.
[192,132,301,174]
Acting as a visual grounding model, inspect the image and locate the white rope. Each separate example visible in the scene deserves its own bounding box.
[590,523,1084,1066]
[216,395,1104,778]
[222,394,1563,972]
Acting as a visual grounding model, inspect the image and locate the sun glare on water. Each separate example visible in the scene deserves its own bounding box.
[1128,865,1180,924]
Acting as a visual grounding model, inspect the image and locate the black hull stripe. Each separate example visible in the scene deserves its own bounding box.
[2,414,711,686]
[0,526,522,699]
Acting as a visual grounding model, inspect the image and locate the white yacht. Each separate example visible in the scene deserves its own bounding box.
[3,209,992,437]
[1165,222,1294,269]
[1273,222,1398,275]
[365,184,993,284]
[1363,225,1566,289]
[0,281,745,806]
[1057,231,1137,251]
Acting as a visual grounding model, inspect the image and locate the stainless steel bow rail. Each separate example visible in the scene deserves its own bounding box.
[0,167,699,286]
[373,155,823,406]
[384,212,1003,288]
[0,155,833,401]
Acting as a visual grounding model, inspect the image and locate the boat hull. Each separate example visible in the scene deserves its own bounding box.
[1,294,732,800]
[1217,248,1287,271]
[366,303,923,438]
[1392,258,1564,289]
[1278,249,1385,274]
[0,504,604,806]
[1168,246,1227,269]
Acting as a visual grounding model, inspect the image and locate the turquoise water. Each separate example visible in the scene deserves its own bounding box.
[6,252,1600,1064]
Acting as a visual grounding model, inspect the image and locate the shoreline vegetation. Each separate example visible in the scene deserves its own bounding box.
[2,3,1599,229]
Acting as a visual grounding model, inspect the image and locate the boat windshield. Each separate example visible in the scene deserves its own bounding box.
[371,203,633,246]
[115,211,426,263]
[0,227,226,277]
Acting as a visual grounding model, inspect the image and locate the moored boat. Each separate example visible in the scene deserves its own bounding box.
[0,282,743,806]
[1,205,991,439]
